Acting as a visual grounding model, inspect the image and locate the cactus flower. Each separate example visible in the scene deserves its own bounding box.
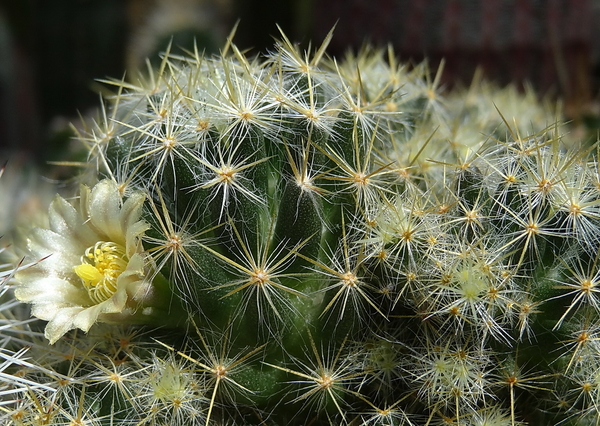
[14,179,151,343]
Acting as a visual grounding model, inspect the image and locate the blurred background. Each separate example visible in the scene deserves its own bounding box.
[0,0,599,167]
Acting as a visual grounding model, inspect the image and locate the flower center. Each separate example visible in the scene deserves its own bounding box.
[73,241,127,304]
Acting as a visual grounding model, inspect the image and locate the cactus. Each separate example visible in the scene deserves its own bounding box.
[2,30,600,425]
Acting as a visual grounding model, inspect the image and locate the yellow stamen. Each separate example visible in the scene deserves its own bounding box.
[74,241,127,304]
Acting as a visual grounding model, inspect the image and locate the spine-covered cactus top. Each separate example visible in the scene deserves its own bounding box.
[3,30,600,425]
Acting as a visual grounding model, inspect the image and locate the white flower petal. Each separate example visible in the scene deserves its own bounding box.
[16,276,89,309]
[121,191,146,231]
[71,306,103,334]
[88,180,125,244]
[47,195,96,245]
[44,307,87,344]
[28,228,79,256]
[121,192,148,257]
[125,220,150,258]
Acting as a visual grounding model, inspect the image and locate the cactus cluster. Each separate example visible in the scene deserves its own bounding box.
[2,30,600,425]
